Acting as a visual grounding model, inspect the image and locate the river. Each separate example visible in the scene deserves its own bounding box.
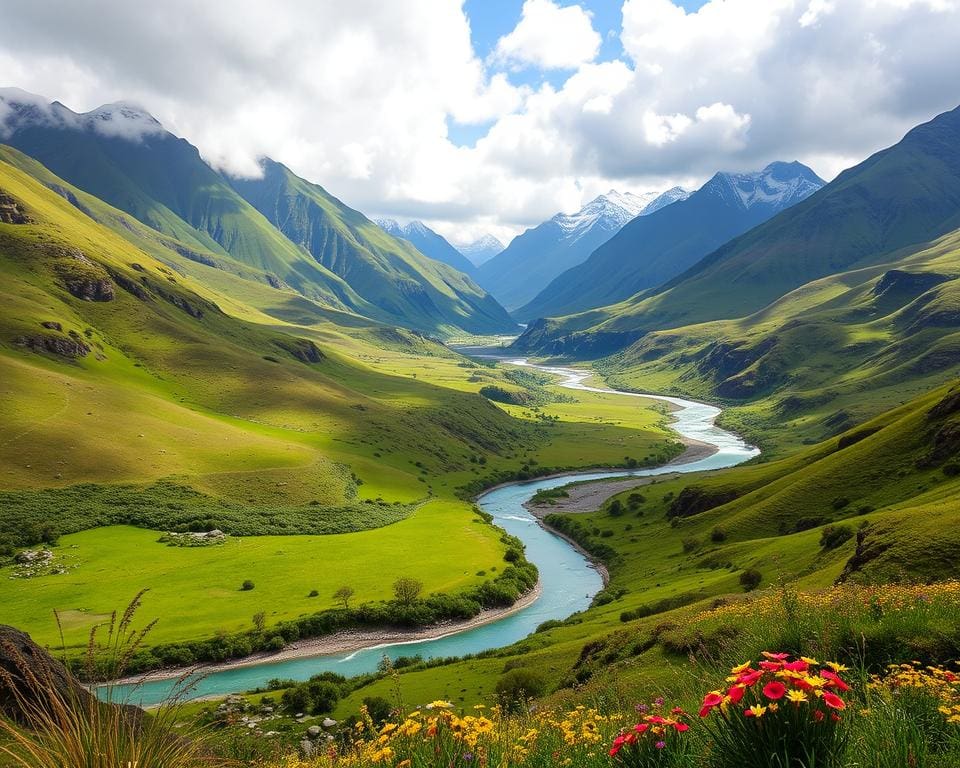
[106,360,757,707]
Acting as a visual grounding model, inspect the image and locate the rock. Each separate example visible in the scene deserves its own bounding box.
[14,333,90,359]
[307,725,322,737]
[0,625,142,728]
[0,190,31,224]
[40,321,63,332]
[274,337,325,364]
[322,717,337,727]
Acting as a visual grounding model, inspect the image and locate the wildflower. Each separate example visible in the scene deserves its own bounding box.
[426,700,453,709]
[699,691,724,717]
[727,685,746,704]
[763,681,787,700]
[744,705,768,718]
[786,690,808,704]
[655,741,666,749]
[822,692,846,710]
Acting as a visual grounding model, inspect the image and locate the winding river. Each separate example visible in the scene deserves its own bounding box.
[108,360,757,707]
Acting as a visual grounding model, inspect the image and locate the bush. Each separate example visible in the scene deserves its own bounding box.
[240,580,255,591]
[820,524,854,551]
[363,696,393,725]
[495,668,548,710]
[682,536,701,553]
[711,526,728,543]
[608,499,624,517]
[739,568,762,591]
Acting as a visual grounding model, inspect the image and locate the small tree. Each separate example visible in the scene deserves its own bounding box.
[252,611,266,632]
[740,568,762,591]
[393,577,423,605]
[608,499,624,517]
[333,585,355,609]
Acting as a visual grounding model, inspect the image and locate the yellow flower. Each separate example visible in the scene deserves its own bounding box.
[786,690,808,704]
[827,662,850,673]
[801,656,819,665]
[731,660,752,674]
[426,700,454,709]
[747,705,768,718]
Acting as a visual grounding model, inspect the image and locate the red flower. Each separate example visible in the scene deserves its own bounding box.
[760,661,784,671]
[821,670,851,692]
[699,691,724,718]
[610,735,627,756]
[822,692,846,710]
[727,685,746,704]
[738,670,763,686]
[674,722,689,732]
[783,660,809,672]
[763,681,787,700]
[762,652,790,660]
[634,723,649,733]
[814,709,825,722]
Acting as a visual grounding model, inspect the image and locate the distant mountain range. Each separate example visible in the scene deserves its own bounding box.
[518,162,823,322]
[458,235,505,267]
[516,105,960,357]
[374,218,475,274]
[0,88,515,336]
[478,188,690,315]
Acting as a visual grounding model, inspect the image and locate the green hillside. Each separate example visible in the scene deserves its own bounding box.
[330,378,960,712]
[1,95,513,337]
[598,225,960,456]
[515,104,960,357]
[230,159,515,335]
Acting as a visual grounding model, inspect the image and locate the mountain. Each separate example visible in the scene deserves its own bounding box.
[518,163,823,322]
[374,218,476,274]
[517,105,960,357]
[229,159,515,335]
[458,235,504,266]
[477,188,689,315]
[0,88,514,336]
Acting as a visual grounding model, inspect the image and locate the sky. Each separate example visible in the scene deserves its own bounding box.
[0,0,958,245]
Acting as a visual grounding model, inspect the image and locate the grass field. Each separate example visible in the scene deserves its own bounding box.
[0,500,505,649]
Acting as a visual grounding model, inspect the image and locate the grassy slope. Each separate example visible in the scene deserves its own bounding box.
[598,226,960,456]
[0,155,678,650]
[331,379,960,712]
[231,160,515,335]
[516,104,960,356]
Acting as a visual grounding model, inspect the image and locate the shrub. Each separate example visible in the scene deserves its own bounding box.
[820,524,854,551]
[682,536,701,554]
[495,668,548,710]
[711,526,728,543]
[739,569,762,591]
[363,696,393,725]
[608,499,624,517]
[240,580,255,591]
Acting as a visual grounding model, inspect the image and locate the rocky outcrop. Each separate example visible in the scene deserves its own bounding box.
[14,333,90,359]
[274,337,325,364]
[0,190,31,224]
[667,486,739,519]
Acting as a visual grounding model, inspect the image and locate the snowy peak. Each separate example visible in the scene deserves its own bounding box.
[550,187,688,245]
[0,88,164,142]
[706,161,825,211]
[459,235,504,266]
[642,186,692,215]
[375,218,435,239]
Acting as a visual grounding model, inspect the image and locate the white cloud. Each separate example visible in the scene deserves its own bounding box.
[0,0,958,240]
[493,0,601,71]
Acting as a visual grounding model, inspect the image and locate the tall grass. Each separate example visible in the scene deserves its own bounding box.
[0,592,222,768]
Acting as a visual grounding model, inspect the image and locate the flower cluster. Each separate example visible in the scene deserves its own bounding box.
[697,653,850,768]
[869,662,960,725]
[700,652,850,723]
[609,699,691,767]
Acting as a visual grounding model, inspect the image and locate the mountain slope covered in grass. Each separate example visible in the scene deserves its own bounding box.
[231,159,514,335]
[518,163,821,322]
[0,89,513,336]
[600,224,960,456]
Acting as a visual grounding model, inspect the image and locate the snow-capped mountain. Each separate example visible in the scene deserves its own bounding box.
[518,162,825,322]
[0,87,163,141]
[458,235,505,267]
[476,188,688,312]
[705,161,824,212]
[375,218,475,274]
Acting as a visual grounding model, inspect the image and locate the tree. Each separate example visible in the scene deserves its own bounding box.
[333,585,355,609]
[608,499,624,516]
[740,568,762,591]
[252,611,266,632]
[393,577,423,605]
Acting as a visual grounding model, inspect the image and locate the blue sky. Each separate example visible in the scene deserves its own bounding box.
[451,0,709,146]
